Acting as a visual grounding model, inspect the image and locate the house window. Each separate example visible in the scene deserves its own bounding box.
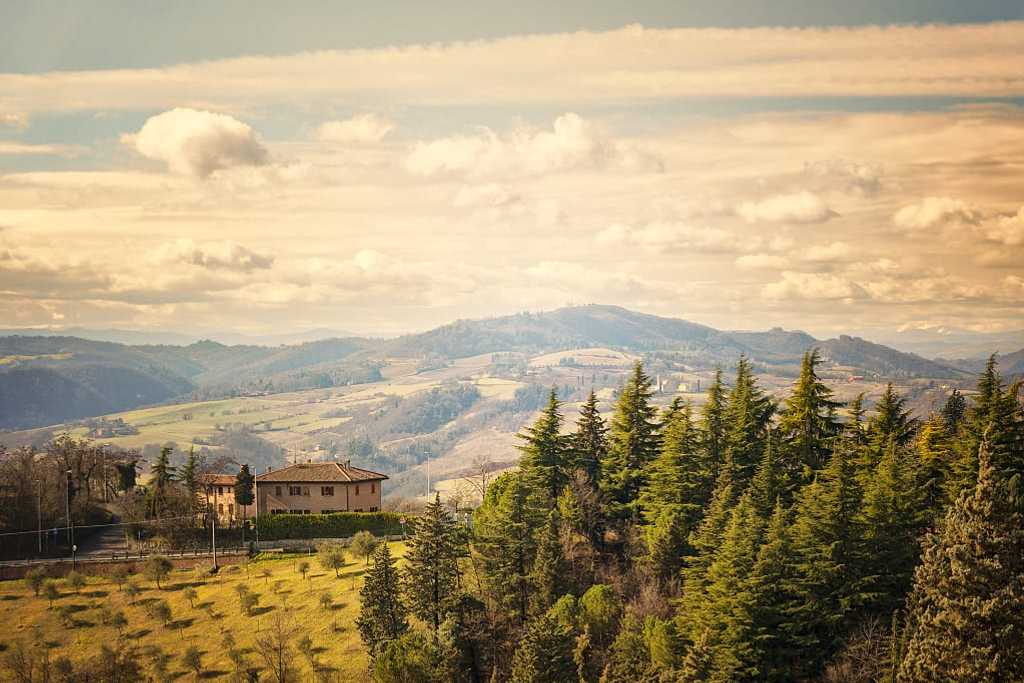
[371,483,375,494]
[323,509,335,514]
[228,504,234,515]
[370,506,378,512]
[321,486,334,496]
[303,487,310,497]
[289,486,302,496]
[275,486,282,496]
[218,486,225,496]
[355,485,360,495]
[218,504,224,514]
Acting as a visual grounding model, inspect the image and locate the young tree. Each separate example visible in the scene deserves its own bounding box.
[297,560,310,581]
[144,555,173,589]
[569,389,607,483]
[43,580,60,608]
[182,645,203,681]
[777,349,842,474]
[148,446,177,517]
[317,543,346,578]
[357,543,410,658]
[24,567,46,597]
[509,613,577,683]
[234,464,255,521]
[111,565,131,592]
[899,443,1024,682]
[517,389,570,504]
[65,570,85,594]
[255,611,301,683]
[600,361,660,521]
[403,493,466,632]
[184,587,198,609]
[350,530,379,564]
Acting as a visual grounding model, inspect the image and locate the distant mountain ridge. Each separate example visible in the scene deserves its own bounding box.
[0,304,970,431]
[0,326,356,347]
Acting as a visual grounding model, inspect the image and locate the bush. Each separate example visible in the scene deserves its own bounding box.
[350,531,379,564]
[24,567,46,596]
[144,555,174,589]
[65,571,85,594]
[257,512,405,540]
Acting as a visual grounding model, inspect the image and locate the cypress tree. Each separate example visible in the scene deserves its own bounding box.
[899,445,1024,682]
[517,389,569,504]
[234,463,255,520]
[637,399,709,529]
[570,389,607,483]
[777,349,842,474]
[403,493,466,633]
[509,613,577,683]
[599,361,660,521]
[722,356,774,484]
[357,543,409,658]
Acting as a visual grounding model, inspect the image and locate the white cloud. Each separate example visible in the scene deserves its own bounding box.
[596,222,752,254]
[316,113,394,144]
[804,159,882,196]
[737,191,835,224]
[156,239,274,272]
[892,196,981,231]
[405,113,660,179]
[762,271,861,301]
[0,142,84,157]
[452,183,520,208]
[0,112,27,129]
[125,108,269,178]
[801,242,854,263]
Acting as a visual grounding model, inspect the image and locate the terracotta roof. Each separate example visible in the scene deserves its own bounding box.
[256,461,388,483]
[197,473,236,486]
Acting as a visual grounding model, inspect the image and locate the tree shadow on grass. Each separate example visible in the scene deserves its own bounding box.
[63,602,91,614]
[169,618,195,629]
[250,605,276,616]
[200,670,230,679]
[136,596,160,607]
[128,628,152,640]
[195,601,214,610]
[1,594,21,602]
[82,589,108,598]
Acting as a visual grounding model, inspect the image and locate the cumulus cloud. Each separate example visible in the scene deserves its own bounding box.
[156,239,274,272]
[980,207,1024,246]
[892,196,981,231]
[762,271,861,301]
[0,142,84,157]
[405,113,661,179]
[316,113,394,144]
[125,108,269,178]
[801,242,854,264]
[736,191,836,224]
[804,159,882,196]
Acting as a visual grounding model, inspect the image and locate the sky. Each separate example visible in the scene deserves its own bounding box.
[1,2,1023,338]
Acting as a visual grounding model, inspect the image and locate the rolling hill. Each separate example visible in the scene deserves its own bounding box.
[0,304,970,431]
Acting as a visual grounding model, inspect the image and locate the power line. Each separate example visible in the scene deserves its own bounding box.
[0,514,202,539]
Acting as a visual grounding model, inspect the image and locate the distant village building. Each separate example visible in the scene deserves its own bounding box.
[256,461,387,514]
[198,473,240,523]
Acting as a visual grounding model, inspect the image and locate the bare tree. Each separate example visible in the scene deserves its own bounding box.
[255,611,301,683]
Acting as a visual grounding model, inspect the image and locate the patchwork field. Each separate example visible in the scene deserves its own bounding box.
[0,543,408,682]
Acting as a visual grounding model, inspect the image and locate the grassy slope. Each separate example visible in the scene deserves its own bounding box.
[0,544,408,681]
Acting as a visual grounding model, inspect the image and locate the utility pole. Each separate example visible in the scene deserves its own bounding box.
[65,469,74,554]
[211,509,218,571]
[253,465,260,550]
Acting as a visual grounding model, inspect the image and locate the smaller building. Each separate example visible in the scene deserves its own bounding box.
[256,461,387,514]
[198,473,240,524]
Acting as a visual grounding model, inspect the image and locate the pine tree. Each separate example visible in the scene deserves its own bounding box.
[788,447,865,671]
[940,388,967,435]
[528,510,564,615]
[180,447,200,506]
[404,493,466,632]
[357,543,409,658]
[473,473,536,627]
[859,439,925,616]
[915,415,952,519]
[749,433,783,517]
[148,445,177,517]
[570,390,607,483]
[601,613,656,682]
[518,389,569,504]
[777,349,842,474]
[844,393,869,451]
[644,508,688,587]
[637,399,709,530]
[599,362,660,521]
[702,368,727,472]
[899,445,1024,682]
[509,613,577,683]
[678,631,714,683]
[866,384,916,463]
[722,356,774,484]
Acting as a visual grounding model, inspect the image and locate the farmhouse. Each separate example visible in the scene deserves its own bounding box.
[256,461,387,514]
[198,473,241,523]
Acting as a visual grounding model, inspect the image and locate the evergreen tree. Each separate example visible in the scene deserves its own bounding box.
[866,384,916,463]
[147,446,177,517]
[915,415,952,519]
[777,349,842,474]
[844,393,869,451]
[473,473,535,627]
[601,613,656,682]
[637,399,709,530]
[234,463,255,520]
[644,508,688,587]
[702,368,727,472]
[899,445,1024,682]
[528,510,564,616]
[788,447,865,671]
[358,543,409,658]
[404,493,466,632]
[180,447,199,504]
[749,432,783,517]
[599,362,661,521]
[509,614,576,683]
[678,631,714,683]
[517,389,569,504]
[570,390,607,483]
[859,439,925,616]
[940,388,967,435]
[722,356,774,484]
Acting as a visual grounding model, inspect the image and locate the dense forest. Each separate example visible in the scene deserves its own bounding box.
[358,352,1024,682]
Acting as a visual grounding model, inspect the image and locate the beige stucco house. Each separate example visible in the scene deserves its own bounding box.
[256,461,387,514]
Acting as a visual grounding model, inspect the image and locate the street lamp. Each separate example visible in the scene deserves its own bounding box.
[35,479,42,555]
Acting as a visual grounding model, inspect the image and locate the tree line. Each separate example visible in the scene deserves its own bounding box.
[357,351,1024,682]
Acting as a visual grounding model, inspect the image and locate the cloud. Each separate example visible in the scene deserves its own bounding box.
[5,23,1024,115]
[0,142,84,157]
[156,239,274,272]
[405,113,661,179]
[0,112,27,129]
[596,222,752,254]
[735,254,788,270]
[803,159,882,196]
[452,183,520,208]
[316,113,394,144]
[892,196,981,231]
[801,241,854,264]
[737,191,836,224]
[762,271,862,301]
[125,108,269,178]
[980,207,1024,246]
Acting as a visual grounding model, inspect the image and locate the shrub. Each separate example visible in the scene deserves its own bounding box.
[65,571,86,594]
[350,531,379,564]
[317,544,346,577]
[256,512,404,540]
[24,567,46,597]
[43,581,60,608]
[144,555,173,589]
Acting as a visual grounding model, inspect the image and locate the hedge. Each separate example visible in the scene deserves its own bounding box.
[256,512,407,540]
